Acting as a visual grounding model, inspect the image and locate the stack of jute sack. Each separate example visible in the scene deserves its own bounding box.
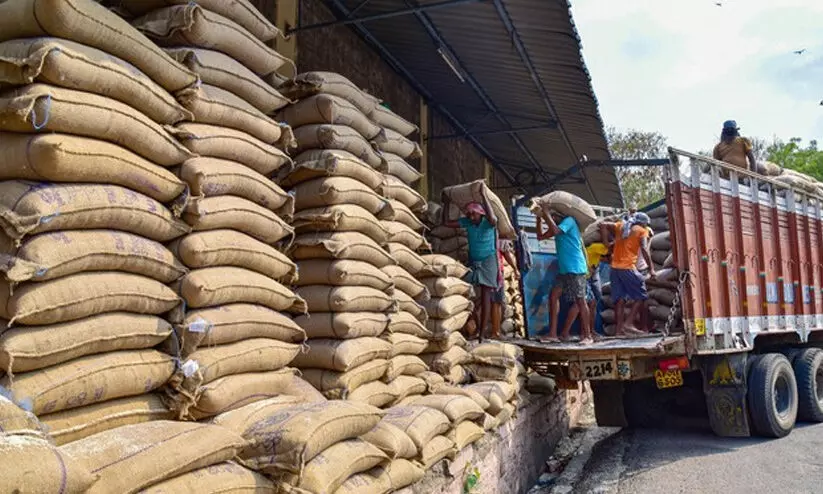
[0,0,206,446]
[464,342,524,427]
[644,204,683,333]
[502,263,526,337]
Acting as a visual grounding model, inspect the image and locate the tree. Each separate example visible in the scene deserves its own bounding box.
[766,138,823,181]
[606,127,668,208]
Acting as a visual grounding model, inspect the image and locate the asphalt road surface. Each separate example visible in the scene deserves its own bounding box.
[571,423,823,494]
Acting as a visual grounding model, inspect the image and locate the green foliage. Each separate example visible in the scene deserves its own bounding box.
[766,138,823,181]
[606,127,668,208]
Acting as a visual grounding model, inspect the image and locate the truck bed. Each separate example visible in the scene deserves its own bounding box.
[512,334,686,360]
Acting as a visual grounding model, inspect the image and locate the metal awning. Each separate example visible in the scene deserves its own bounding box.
[293,0,623,207]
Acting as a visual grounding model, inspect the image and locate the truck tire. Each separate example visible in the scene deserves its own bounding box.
[793,348,823,422]
[747,353,798,438]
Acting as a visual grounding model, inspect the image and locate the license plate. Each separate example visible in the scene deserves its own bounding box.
[654,369,684,389]
[581,360,616,380]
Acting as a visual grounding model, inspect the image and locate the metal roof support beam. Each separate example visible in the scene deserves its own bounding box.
[289,0,487,33]
[427,123,558,140]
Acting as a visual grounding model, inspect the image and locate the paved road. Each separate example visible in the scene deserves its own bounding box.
[572,423,823,494]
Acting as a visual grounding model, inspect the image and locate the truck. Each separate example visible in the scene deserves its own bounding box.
[513,147,823,438]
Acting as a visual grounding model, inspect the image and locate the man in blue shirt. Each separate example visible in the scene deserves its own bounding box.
[536,211,592,344]
[442,189,499,340]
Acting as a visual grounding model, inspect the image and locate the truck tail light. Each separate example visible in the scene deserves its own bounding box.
[659,356,689,371]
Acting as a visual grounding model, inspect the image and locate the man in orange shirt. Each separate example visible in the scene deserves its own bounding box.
[600,212,655,336]
[713,120,756,171]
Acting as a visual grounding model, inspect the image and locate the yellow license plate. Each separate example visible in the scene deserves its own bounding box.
[654,369,684,389]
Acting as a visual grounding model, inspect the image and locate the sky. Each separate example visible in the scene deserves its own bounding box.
[570,0,823,153]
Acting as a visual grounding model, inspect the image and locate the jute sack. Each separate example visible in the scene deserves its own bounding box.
[448,420,485,451]
[383,355,428,381]
[292,177,393,217]
[384,333,428,356]
[420,254,470,278]
[495,402,516,426]
[650,249,669,266]
[386,243,427,275]
[382,221,429,251]
[209,396,308,430]
[348,380,397,408]
[466,363,520,384]
[529,190,596,230]
[386,376,427,405]
[526,373,557,395]
[420,346,472,375]
[177,304,306,358]
[0,0,197,92]
[381,405,450,450]
[281,150,384,190]
[2,229,186,284]
[166,47,289,113]
[371,459,425,491]
[0,85,193,166]
[292,124,383,168]
[0,133,186,203]
[650,217,669,233]
[0,436,97,494]
[183,338,301,385]
[651,231,672,250]
[296,259,393,291]
[133,4,290,76]
[418,371,446,392]
[442,180,516,238]
[424,295,474,320]
[2,349,174,415]
[756,160,783,177]
[403,394,484,424]
[380,152,422,185]
[41,394,172,446]
[382,265,429,300]
[115,0,280,41]
[1,272,180,326]
[292,205,390,245]
[431,384,489,411]
[291,337,392,372]
[295,312,389,339]
[278,93,383,140]
[178,84,286,144]
[375,128,422,160]
[426,311,471,339]
[0,313,172,373]
[387,311,432,338]
[471,342,523,367]
[649,288,676,306]
[183,196,294,246]
[296,285,396,313]
[176,267,306,313]
[169,230,296,283]
[180,157,293,215]
[334,471,390,494]
[431,235,468,254]
[582,216,619,246]
[387,199,426,230]
[141,462,276,494]
[423,331,467,353]
[0,394,45,437]
[277,439,388,494]
[61,421,245,494]
[362,421,418,459]
[290,232,396,268]
[418,434,456,469]
[215,400,383,476]
[172,123,292,176]
[0,37,191,124]
[436,365,467,386]
[380,176,427,213]
[279,72,380,115]
[0,181,190,243]
[394,290,427,322]
[300,359,389,399]
[367,104,418,136]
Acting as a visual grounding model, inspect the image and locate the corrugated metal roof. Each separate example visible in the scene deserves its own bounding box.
[318,0,623,207]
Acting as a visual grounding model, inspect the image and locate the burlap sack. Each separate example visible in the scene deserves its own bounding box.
[209,396,307,430]
[290,232,396,268]
[3,230,186,284]
[387,311,432,338]
[403,394,484,425]
[495,402,516,426]
[384,332,428,357]
[381,265,429,301]
[446,366,471,385]
[279,72,380,115]
[0,132,186,203]
[293,124,383,168]
[471,342,523,367]
[180,157,293,215]
[348,380,397,408]
[431,384,489,411]
[381,405,450,451]
[431,235,468,254]
[650,249,669,266]
[526,373,557,395]
[380,152,422,185]
[169,230,296,283]
[0,436,97,494]
[292,337,391,372]
[133,4,289,76]
[2,349,173,415]
[0,313,171,373]
[465,382,514,415]
[184,338,300,385]
[650,231,671,250]
[368,104,418,136]
[0,0,197,92]
[467,363,520,384]
[167,47,289,113]
[426,311,472,339]
[0,37,191,124]
[649,288,677,306]
[386,375,427,404]
[282,150,384,190]
[422,276,472,297]
[1,272,180,326]
[295,312,389,339]
[776,169,818,193]
[420,346,471,375]
[292,177,393,217]
[183,196,294,246]
[0,181,189,242]
[380,176,427,213]
[375,128,421,159]
[279,93,383,140]
[382,221,429,251]
[334,471,389,494]
[296,285,395,313]
[172,123,292,176]
[0,394,45,437]
[394,290,427,322]
[383,355,428,381]
[296,259,393,291]
[387,199,425,230]
[424,295,474,320]
[141,462,275,494]
[41,394,172,446]
[301,360,389,399]
[371,459,425,491]
[178,84,286,144]
[361,421,418,459]
[177,267,306,313]
[61,420,244,494]
[292,205,390,245]
[448,420,484,451]
[529,190,596,230]
[386,243,427,275]
[756,160,782,177]
[442,180,515,238]
[278,439,388,494]
[420,254,470,278]
[423,331,467,354]
[417,371,446,392]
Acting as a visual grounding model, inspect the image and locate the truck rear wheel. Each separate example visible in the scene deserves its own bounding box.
[747,353,798,438]
[793,348,823,422]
